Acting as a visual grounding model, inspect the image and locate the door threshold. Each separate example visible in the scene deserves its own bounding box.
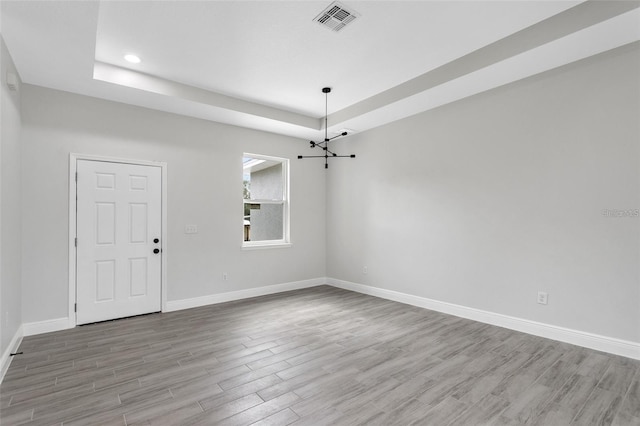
[78,311,161,326]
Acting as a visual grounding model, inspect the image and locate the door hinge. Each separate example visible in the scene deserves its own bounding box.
[75,237,77,247]
[74,303,77,313]
[75,172,78,182]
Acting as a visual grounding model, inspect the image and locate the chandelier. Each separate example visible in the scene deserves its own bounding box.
[298,87,355,169]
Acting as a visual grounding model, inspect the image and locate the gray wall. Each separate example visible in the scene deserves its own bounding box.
[250,163,284,241]
[327,43,640,343]
[251,163,283,200]
[20,85,326,324]
[1,36,23,355]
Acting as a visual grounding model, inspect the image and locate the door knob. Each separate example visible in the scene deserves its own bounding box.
[153,248,160,254]
[153,238,160,244]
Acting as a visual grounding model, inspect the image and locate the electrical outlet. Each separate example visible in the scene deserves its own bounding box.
[223,272,228,281]
[363,266,368,274]
[537,291,548,305]
[185,225,198,234]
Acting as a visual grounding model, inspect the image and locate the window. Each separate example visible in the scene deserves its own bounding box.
[243,154,290,248]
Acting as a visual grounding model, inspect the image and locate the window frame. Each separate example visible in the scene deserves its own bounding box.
[242,153,291,249]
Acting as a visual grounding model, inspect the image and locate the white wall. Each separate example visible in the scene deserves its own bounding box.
[0,35,23,361]
[327,43,640,343]
[20,86,326,324]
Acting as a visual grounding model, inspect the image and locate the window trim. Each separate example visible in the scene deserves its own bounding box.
[242,153,290,249]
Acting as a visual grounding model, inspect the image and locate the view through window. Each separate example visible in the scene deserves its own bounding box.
[243,154,289,246]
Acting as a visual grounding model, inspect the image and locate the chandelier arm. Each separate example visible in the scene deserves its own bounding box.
[297,155,328,159]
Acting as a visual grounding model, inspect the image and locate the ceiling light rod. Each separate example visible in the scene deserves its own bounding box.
[298,87,355,169]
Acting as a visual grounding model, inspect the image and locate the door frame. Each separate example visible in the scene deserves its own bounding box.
[68,153,168,326]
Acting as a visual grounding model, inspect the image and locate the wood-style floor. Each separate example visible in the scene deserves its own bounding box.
[1,286,638,425]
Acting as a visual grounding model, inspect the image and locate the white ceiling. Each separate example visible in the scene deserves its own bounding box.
[2,1,639,141]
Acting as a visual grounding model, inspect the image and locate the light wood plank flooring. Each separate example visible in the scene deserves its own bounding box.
[1,286,639,425]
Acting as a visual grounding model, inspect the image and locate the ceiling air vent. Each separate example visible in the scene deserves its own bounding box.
[314,2,360,32]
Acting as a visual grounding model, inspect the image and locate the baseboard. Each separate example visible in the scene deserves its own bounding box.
[165,277,326,312]
[16,278,637,360]
[15,279,326,338]
[22,317,73,337]
[1,325,24,383]
[327,278,640,360]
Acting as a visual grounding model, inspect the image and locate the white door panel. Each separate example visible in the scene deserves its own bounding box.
[76,160,162,325]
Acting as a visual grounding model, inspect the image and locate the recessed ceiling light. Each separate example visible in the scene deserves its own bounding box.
[124,54,141,64]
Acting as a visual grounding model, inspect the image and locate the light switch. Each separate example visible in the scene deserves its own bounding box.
[185,225,198,234]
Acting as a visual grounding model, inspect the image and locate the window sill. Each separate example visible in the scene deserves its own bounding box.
[242,242,292,250]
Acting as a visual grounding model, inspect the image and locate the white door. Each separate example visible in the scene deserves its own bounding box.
[76,160,162,325]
